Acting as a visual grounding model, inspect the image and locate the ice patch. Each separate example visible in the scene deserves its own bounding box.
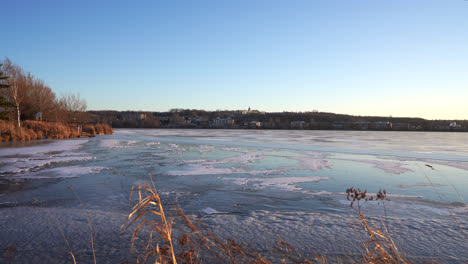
[145,141,160,146]
[302,151,329,159]
[0,155,94,174]
[312,190,334,195]
[0,139,88,157]
[183,159,208,164]
[361,200,468,216]
[245,168,290,175]
[224,176,330,191]
[167,166,237,176]
[288,156,332,172]
[221,147,243,152]
[190,145,215,153]
[167,165,288,176]
[0,139,95,176]
[99,139,138,149]
[200,207,225,215]
[428,161,468,171]
[336,158,411,174]
[172,152,264,166]
[209,152,264,165]
[395,183,446,188]
[115,129,137,134]
[3,166,108,179]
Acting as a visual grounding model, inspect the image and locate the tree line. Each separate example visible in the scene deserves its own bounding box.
[0,57,87,126]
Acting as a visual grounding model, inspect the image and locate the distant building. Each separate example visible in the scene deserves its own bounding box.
[121,112,147,120]
[290,121,308,129]
[370,121,391,130]
[450,122,461,128]
[436,122,462,131]
[158,117,170,126]
[213,117,235,128]
[199,119,210,128]
[242,106,261,115]
[35,112,42,121]
[138,113,147,120]
[332,122,352,130]
[352,121,370,130]
[332,123,344,129]
[248,121,261,129]
[262,121,276,129]
[391,123,410,130]
[310,120,331,130]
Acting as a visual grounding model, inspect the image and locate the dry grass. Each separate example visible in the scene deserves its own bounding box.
[358,211,407,264]
[0,120,113,142]
[3,244,17,264]
[94,123,113,135]
[122,177,273,264]
[69,187,97,264]
[122,180,413,264]
[121,179,178,264]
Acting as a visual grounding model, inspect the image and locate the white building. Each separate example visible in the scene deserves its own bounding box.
[213,117,235,128]
[290,121,307,129]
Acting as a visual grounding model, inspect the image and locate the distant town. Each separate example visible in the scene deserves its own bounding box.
[2,58,466,135]
[88,107,468,132]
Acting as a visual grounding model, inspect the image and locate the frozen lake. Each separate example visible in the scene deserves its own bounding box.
[1,129,467,263]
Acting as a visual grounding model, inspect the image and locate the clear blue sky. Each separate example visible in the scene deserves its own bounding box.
[2,0,467,119]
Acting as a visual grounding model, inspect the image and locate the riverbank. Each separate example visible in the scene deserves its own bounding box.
[0,120,113,142]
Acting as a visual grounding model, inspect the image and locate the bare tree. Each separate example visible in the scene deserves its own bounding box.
[25,79,57,121]
[58,93,87,123]
[2,58,26,127]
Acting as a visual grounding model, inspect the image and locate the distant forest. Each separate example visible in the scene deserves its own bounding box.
[88,109,468,132]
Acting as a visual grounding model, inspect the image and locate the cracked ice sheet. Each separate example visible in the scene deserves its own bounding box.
[223,176,331,191]
[0,139,88,157]
[0,139,94,175]
[334,158,411,174]
[181,151,332,173]
[166,165,289,176]
[1,166,108,179]
[98,139,139,149]
[0,155,94,174]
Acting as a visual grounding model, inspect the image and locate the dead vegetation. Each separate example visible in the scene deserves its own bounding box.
[0,120,112,142]
[122,179,413,264]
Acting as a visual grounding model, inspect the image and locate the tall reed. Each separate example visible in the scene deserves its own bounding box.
[122,180,412,263]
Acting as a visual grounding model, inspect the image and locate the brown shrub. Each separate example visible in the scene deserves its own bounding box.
[0,120,112,142]
[94,123,113,135]
[83,125,96,135]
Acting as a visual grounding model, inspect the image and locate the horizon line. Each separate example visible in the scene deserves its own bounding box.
[87,108,467,121]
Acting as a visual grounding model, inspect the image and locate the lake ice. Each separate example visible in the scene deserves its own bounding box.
[0,129,467,263]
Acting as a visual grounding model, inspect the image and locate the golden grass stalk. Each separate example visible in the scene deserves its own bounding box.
[358,211,407,264]
[275,240,327,264]
[70,187,97,264]
[49,211,77,264]
[121,178,177,264]
[122,176,273,264]
[175,207,272,264]
[122,181,418,264]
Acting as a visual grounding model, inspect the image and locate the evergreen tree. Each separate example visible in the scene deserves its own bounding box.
[0,64,14,119]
